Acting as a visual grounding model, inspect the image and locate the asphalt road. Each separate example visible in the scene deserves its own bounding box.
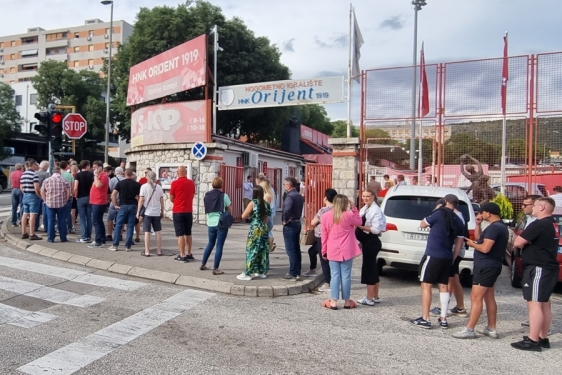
[0,237,560,375]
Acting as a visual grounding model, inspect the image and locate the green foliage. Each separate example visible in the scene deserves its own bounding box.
[0,83,21,159]
[31,61,107,156]
[444,132,501,166]
[111,0,327,143]
[331,120,358,138]
[492,194,514,220]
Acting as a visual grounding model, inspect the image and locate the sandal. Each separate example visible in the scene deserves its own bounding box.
[344,300,357,309]
[212,269,224,275]
[322,299,337,310]
[141,252,150,257]
[199,265,208,270]
[157,252,163,256]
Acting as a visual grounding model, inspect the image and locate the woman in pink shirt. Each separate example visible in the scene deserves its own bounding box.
[321,194,362,310]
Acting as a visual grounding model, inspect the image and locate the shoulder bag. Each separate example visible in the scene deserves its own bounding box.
[218,192,234,229]
[139,187,156,217]
[300,229,317,246]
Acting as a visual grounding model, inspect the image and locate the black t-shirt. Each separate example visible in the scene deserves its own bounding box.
[474,221,509,268]
[75,171,94,198]
[114,179,141,205]
[520,216,560,270]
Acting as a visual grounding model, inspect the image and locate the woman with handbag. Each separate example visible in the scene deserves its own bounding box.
[136,171,164,256]
[321,194,362,310]
[200,177,232,275]
[259,179,277,252]
[355,188,387,306]
[237,185,272,281]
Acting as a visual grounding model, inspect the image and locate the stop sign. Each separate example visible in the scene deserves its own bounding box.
[62,113,88,139]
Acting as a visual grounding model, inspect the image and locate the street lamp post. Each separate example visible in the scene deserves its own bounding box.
[410,0,427,170]
[101,0,113,165]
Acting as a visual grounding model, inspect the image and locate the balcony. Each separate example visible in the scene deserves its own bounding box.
[45,39,69,49]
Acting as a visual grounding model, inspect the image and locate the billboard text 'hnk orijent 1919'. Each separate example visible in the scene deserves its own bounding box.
[218,76,344,110]
[126,35,207,106]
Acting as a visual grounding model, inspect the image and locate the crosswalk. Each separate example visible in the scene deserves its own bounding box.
[0,253,214,375]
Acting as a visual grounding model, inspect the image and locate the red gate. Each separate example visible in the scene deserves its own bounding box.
[304,164,333,230]
[220,165,244,222]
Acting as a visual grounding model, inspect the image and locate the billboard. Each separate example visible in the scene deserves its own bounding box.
[126,34,207,106]
[218,76,344,110]
[130,100,210,147]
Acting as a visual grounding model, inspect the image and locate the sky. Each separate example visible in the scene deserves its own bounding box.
[2,0,561,124]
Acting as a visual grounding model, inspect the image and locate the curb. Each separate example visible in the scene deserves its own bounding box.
[0,218,323,297]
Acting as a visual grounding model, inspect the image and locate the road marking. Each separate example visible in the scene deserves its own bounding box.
[0,257,145,291]
[0,303,57,328]
[18,289,214,375]
[0,276,105,307]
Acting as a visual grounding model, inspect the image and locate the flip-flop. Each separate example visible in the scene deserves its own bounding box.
[212,270,224,275]
[344,301,357,309]
[141,253,150,257]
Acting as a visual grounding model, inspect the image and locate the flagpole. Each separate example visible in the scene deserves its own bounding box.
[346,3,353,138]
[417,42,425,183]
[500,31,508,196]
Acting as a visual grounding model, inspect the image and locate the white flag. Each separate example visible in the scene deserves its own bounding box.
[351,9,364,82]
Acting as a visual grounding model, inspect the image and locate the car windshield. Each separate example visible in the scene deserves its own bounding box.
[384,196,471,223]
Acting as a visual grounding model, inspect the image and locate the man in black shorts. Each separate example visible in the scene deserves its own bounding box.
[453,203,508,339]
[511,197,559,351]
[410,194,465,329]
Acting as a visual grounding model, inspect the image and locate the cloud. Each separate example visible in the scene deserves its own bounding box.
[282,38,295,52]
[314,34,347,49]
[379,16,405,30]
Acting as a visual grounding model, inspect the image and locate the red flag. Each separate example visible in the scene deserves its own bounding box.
[501,33,508,115]
[419,44,429,117]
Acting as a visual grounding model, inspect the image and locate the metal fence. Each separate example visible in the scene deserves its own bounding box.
[303,164,333,230]
[220,165,244,222]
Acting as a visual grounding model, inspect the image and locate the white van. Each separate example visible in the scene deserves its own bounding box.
[378,185,476,286]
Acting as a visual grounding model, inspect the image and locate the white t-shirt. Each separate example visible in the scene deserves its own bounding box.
[139,183,163,217]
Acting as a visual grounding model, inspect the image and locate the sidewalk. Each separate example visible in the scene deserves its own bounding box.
[0,215,324,297]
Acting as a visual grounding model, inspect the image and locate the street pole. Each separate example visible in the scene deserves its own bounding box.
[212,25,218,135]
[102,0,114,164]
[410,0,426,170]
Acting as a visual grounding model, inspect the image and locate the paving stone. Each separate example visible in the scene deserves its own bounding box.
[67,254,92,266]
[127,267,179,284]
[272,285,289,297]
[86,259,114,271]
[244,285,258,297]
[287,284,301,295]
[107,264,132,275]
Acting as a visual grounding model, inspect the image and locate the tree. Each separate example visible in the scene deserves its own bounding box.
[331,120,358,138]
[364,128,393,145]
[111,0,297,143]
[0,83,21,159]
[444,132,501,165]
[31,61,107,157]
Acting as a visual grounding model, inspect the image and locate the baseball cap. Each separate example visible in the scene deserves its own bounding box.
[479,202,501,215]
[443,194,459,206]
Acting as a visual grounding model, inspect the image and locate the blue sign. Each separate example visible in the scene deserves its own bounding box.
[191,141,207,161]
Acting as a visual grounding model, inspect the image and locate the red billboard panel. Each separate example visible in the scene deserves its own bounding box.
[130,100,210,147]
[126,34,207,106]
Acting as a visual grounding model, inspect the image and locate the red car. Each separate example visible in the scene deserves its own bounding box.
[504,207,562,288]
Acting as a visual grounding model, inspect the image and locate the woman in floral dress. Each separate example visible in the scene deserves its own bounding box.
[237,185,272,281]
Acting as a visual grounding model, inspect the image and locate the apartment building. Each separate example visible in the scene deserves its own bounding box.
[369,123,451,142]
[0,18,133,83]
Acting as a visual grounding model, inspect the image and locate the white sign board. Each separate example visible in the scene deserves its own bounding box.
[218,76,344,111]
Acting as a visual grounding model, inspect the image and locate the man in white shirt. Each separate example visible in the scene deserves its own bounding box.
[549,186,562,208]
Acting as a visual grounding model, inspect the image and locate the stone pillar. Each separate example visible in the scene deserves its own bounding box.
[125,143,226,224]
[329,137,360,199]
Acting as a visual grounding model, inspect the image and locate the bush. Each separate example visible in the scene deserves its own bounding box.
[492,194,514,220]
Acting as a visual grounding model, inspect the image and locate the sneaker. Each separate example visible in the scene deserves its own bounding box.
[479,326,498,339]
[449,306,468,316]
[280,273,297,281]
[430,306,441,316]
[410,317,431,329]
[105,235,113,242]
[438,317,449,329]
[318,283,331,292]
[87,242,103,248]
[125,247,132,252]
[69,228,76,233]
[453,327,477,339]
[12,224,19,227]
[184,254,195,260]
[372,297,381,304]
[108,245,118,251]
[523,336,550,349]
[357,297,376,306]
[256,274,267,279]
[303,269,318,277]
[511,337,542,352]
[295,275,301,281]
[21,233,29,239]
[29,234,42,240]
[236,273,252,281]
[75,238,90,243]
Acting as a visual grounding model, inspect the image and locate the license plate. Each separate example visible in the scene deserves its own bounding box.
[405,233,428,241]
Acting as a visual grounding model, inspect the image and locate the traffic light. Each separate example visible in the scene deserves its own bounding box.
[50,110,64,151]
[34,111,50,138]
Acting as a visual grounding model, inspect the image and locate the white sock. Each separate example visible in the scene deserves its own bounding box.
[440,292,450,319]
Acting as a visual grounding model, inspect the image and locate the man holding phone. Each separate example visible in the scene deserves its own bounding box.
[88,160,109,248]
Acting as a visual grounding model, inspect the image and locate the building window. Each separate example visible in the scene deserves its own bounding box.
[105,27,115,34]
[105,42,110,48]
[11,41,16,47]
[89,30,94,37]
[58,48,65,54]
[10,67,16,73]
[11,54,16,60]
[88,59,93,66]
[0,42,3,48]
[89,45,94,51]
[73,61,80,67]
[0,69,3,74]
[74,32,80,39]
[74,46,80,53]
[30,93,37,105]
[62,32,68,38]
[15,95,22,106]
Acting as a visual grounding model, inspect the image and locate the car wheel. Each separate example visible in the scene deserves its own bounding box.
[510,257,522,288]
[460,272,473,288]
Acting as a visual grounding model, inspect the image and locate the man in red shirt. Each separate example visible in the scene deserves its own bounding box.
[10,163,24,226]
[88,160,110,248]
[170,165,196,262]
[138,167,151,185]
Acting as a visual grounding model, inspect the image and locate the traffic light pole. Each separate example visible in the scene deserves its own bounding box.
[55,105,77,155]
